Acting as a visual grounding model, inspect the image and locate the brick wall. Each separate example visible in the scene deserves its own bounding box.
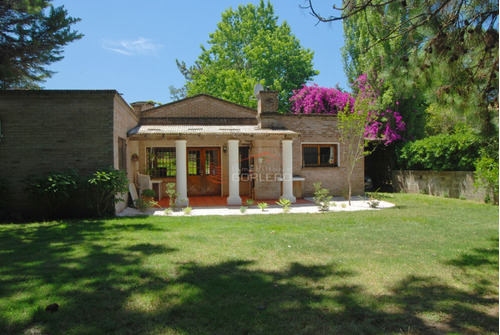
[264,114,364,197]
[141,95,257,119]
[0,90,127,215]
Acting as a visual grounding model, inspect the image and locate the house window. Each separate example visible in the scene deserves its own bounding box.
[147,147,176,177]
[118,137,127,171]
[302,144,338,167]
[188,150,201,176]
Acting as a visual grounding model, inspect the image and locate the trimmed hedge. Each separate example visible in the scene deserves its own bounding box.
[398,133,481,171]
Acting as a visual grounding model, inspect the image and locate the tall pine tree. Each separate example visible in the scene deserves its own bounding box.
[0,0,82,89]
[306,0,498,139]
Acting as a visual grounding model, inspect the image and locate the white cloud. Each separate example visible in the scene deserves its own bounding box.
[101,37,162,56]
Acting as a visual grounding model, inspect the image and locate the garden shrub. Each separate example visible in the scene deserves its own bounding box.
[23,167,129,219]
[25,169,80,219]
[87,167,128,218]
[313,182,333,211]
[398,132,481,171]
[474,156,499,204]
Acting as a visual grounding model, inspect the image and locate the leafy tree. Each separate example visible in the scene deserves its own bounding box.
[168,85,187,102]
[304,0,499,139]
[176,0,318,110]
[0,0,82,89]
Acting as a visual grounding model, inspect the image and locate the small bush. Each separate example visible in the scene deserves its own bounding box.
[183,206,192,215]
[276,198,291,213]
[25,169,80,218]
[240,206,247,213]
[246,198,255,207]
[257,202,268,211]
[313,182,332,211]
[165,183,179,208]
[87,167,128,217]
[474,156,499,205]
[134,198,157,212]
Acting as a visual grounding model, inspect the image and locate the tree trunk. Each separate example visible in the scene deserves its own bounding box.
[347,173,352,206]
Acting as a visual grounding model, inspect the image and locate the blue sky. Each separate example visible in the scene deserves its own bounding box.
[44,1,347,104]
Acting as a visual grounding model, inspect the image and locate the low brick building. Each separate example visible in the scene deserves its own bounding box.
[0,89,363,215]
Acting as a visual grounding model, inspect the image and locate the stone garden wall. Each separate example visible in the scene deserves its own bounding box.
[392,170,486,202]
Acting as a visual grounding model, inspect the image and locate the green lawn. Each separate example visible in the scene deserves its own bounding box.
[0,194,498,334]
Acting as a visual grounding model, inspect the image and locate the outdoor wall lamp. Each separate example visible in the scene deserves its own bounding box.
[223,145,227,153]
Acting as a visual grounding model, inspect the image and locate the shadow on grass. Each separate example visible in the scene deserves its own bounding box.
[0,222,497,334]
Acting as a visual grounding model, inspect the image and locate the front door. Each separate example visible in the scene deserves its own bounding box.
[187,148,221,196]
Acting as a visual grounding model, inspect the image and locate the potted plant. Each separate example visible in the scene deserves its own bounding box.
[141,189,156,202]
[131,153,139,162]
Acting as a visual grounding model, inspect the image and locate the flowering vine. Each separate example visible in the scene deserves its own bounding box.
[290,74,406,145]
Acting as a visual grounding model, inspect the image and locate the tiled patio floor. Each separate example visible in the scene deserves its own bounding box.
[156,196,313,208]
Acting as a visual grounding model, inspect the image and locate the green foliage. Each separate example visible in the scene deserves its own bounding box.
[474,156,499,205]
[25,169,79,199]
[276,198,291,213]
[25,169,80,218]
[134,198,157,212]
[340,4,427,140]
[398,132,482,171]
[313,182,333,211]
[245,198,255,207]
[183,206,192,215]
[257,202,268,211]
[168,85,187,101]
[165,183,180,209]
[424,103,467,136]
[23,168,129,219]
[335,0,499,140]
[0,0,83,89]
[87,168,128,218]
[177,0,318,110]
[140,189,156,198]
[239,206,247,213]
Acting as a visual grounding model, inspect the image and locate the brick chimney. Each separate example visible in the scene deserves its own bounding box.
[257,90,279,129]
[130,101,155,113]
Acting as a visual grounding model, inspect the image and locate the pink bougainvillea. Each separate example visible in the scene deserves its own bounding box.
[290,74,406,145]
[290,84,354,115]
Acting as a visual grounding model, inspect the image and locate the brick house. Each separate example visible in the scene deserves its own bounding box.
[0,89,363,215]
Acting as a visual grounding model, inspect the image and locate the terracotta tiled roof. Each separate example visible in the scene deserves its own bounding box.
[128,125,298,137]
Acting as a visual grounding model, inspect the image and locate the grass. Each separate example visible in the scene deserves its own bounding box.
[0,193,497,334]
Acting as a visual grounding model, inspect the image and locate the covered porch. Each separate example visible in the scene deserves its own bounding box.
[127,125,300,206]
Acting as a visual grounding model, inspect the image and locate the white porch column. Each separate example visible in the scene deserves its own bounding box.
[175,139,189,206]
[227,139,242,205]
[281,139,296,203]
